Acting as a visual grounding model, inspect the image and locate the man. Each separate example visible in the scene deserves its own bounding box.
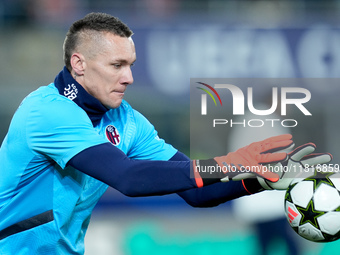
[0,13,331,254]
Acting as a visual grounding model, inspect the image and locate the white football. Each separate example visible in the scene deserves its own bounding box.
[284,172,340,242]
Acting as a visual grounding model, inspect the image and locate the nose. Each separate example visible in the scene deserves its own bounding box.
[121,66,134,85]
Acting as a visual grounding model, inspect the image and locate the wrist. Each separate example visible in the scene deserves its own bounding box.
[242,178,265,194]
[192,159,225,188]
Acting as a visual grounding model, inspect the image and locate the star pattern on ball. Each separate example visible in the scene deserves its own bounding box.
[296,199,325,229]
[285,182,298,203]
[304,171,335,191]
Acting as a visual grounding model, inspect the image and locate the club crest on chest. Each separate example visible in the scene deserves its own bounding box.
[105,125,120,146]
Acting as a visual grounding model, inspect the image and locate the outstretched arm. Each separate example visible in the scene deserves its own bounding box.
[68,143,196,197]
[68,134,293,198]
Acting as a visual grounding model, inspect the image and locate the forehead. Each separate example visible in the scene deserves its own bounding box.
[97,32,135,59]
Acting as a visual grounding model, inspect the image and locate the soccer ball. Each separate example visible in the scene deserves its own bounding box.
[284,171,340,242]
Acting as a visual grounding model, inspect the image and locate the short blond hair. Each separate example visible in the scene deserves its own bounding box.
[63,12,133,71]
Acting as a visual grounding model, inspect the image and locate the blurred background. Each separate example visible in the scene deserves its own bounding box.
[1,0,340,254]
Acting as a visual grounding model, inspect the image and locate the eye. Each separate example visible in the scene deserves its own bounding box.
[112,63,122,69]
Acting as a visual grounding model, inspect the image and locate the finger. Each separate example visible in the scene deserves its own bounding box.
[257,134,293,152]
[289,143,316,161]
[250,134,293,153]
[284,142,295,152]
[261,140,295,154]
[244,134,293,154]
[262,134,293,143]
[301,152,333,166]
[257,152,287,164]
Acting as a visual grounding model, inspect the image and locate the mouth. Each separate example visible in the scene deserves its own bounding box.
[112,90,125,96]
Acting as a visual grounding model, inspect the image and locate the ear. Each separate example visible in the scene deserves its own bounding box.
[70,53,85,76]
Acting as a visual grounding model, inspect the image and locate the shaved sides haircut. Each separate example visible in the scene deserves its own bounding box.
[63,12,133,71]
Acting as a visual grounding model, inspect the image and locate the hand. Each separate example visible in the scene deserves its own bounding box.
[257,143,333,190]
[193,134,294,187]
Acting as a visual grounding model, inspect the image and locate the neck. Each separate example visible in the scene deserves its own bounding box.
[54,66,109,126]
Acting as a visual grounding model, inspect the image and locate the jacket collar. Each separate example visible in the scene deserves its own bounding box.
[54,66,109,126]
